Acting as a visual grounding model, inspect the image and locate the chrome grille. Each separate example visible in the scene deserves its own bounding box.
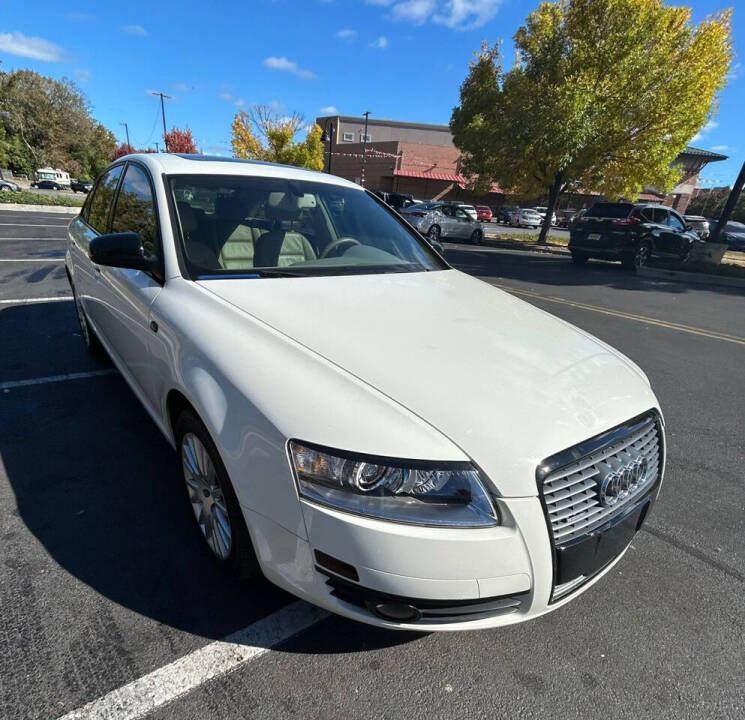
[540,416,661,545]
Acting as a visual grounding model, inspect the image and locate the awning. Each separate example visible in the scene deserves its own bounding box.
[392,169,466,183]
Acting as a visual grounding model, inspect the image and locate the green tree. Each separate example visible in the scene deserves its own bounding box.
[231,106,324,170]
[451,0,733,244]
[0,69,116,179]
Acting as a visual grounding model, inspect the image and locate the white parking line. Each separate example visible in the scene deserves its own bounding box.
[0,369,118,391]
[0,296,72,305]
[0,223,69,227]
[59,601,327,720]
[0,258,64,262]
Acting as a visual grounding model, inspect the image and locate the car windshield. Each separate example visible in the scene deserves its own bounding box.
[169,175,446,278]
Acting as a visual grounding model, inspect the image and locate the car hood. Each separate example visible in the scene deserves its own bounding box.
[198,269,658,497]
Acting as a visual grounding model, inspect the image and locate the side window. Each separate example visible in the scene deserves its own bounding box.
[652,208,668,225]
[667,212,685,231]
[111,164,158,256]
[88,166,124,233]
[455,208,469,220]
[440,206,454,217]
[80,187,95,222]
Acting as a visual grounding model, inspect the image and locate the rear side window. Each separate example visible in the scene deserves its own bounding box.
[584,203,635,219]
[88,165,123,233]
[652,208,669,225]
[111,164,158,256]
[667,212,685,231]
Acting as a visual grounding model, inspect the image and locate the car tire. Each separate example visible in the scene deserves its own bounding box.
[623,240,651,271]
[427,225,441,242]
[471,229,483,244]
[571,251,589,265]
[176,410,261,581]
[72,282,106,357]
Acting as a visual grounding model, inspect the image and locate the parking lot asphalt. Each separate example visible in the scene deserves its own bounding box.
[1,210,744,720]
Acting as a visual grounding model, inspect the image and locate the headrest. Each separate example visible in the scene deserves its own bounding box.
[267,192,316,220]
[215,194,247,221]
[177,201,197,233]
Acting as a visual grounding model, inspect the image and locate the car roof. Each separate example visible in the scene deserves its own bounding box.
[113,153,364,191]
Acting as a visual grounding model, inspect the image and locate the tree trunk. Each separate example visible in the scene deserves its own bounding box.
[537,172,563,245]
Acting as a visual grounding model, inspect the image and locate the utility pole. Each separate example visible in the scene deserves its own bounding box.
[149,91,172,150]
[360,111,371,186]
[120,122,131,148]
[710,160,745,244]
[154,141,160,153]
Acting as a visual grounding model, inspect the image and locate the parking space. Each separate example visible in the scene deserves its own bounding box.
[1,211,744,720]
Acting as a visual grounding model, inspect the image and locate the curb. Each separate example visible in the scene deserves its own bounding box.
[0,203,80,214]
[639,266,745,290]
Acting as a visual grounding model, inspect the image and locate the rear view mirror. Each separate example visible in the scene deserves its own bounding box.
[89,232,157,272]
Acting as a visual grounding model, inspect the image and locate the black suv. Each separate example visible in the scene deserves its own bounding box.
[71,179,93,193]
[569,202,699,270]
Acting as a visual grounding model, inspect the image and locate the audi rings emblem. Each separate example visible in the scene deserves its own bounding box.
[599,457,648,507]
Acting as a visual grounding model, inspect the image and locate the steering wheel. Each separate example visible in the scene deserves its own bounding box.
[320,237,361,259]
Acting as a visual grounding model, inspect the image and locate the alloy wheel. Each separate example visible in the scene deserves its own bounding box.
[181,432,232,560]
[634,242,650,269]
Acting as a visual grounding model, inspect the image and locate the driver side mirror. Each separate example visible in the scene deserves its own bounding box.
[89,232,157,272]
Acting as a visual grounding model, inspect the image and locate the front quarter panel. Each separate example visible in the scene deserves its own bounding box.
[150,278,467,540]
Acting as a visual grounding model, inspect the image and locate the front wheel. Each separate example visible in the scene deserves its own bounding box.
[471,229,483,244]
[177,411,260,580]
[427,225,441,242]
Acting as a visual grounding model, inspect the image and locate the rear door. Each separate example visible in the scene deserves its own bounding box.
[438,205,457,237]
[453,206,473,237]
[664,210,692,257]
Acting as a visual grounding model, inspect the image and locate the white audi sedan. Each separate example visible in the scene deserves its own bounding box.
[66,154,664,630]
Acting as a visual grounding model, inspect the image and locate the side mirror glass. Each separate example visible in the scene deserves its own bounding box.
[89,232,155,272]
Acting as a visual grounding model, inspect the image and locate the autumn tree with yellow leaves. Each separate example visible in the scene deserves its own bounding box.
[451,0,733,244]
[231,106,324,170]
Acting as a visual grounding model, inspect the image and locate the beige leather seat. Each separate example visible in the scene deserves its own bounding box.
[254,192,317,268]
[214,195,269,269]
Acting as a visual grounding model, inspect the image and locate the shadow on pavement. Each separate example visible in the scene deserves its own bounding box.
[0,301,417,653]
[445,245,745,298]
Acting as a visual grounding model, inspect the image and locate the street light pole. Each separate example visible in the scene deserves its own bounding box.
[361,111,371,186]
[149,91,172,150]
[710,160,745,244]
[120,122,131,148]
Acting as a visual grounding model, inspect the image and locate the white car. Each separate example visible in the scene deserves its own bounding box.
[400,202,484,244]
[533,207,558,226]
[511,208,543,228]
[66,154,664,630]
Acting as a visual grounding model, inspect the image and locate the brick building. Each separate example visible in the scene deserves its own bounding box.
[315,114,727,213]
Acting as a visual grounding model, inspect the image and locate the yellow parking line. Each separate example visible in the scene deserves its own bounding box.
[494,284,745,346]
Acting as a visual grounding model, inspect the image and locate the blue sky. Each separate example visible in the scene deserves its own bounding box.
[1,0,742,185]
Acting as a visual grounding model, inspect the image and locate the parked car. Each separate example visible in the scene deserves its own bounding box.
[718,220,745,252]
[557,209,578,228]
[683,215,710,239]
[475,205,493,222]
[510,208,543,228]
[495,205,519,224]
[532,207,558,226]
[371,190,416,211]
[32,180,67,191]
[67,153,663,630]
[569,202,700,270]
[0,178,21,192]
[455,203,478,221]
[71,179,93,193]
[400,202,485,244]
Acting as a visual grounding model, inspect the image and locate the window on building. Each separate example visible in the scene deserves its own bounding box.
[360,134,372,142]
[342,132,354,142]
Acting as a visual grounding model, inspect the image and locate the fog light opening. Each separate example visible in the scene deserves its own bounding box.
[369,601,422,622]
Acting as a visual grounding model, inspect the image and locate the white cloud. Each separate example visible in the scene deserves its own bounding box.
[219,92,234,101]
[0,31,64,62]
[710,145,729,152]
[336,29,358,40]
[370,35,389,49]
[121,24,147,37]
[74,69,92,84]
[726,62,741,82]
[366,0,501,30]
[262,56,316,79]
[391,0,435,24]
[234,98,245,108]
[219,92,244,107]
[268,99,285,111]
[320,105,338,114]
[173,82,193,93]
[433,0,501,29]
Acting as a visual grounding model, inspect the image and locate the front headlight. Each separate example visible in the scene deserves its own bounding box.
[289,441,498,527]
